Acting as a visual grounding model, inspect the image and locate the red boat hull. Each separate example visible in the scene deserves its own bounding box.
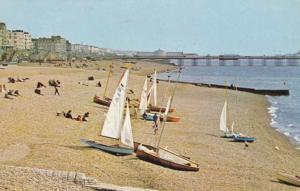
[149,105,175,113]
[134,142,199,171]
[93,96,111,107]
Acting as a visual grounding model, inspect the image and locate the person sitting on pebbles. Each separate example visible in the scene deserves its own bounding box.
[64,110,73,119]
[4,93,13,99]
[82,112,90,121]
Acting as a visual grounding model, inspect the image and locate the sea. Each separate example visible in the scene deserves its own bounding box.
[158,60,300,149]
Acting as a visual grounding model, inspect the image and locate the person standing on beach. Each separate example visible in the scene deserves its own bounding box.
[153,113,159,134]
[54,80,61,96]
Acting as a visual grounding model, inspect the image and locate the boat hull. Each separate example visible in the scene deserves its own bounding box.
[143,113,180,122]
[233,136,256,142]
[149,105,175,113]
[135,143,199,171]
[81,139,134,155]
[277,173,300,187]
[93,96,111,107]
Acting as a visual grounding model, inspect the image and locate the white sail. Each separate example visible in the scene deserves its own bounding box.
[164,96,172,116]
[121,101,134,148]
[153,70,157,106]
[101,70,129,139]
[147,84,153,105]
[139,78,148,115]
[231,121,235,134]
[220,101,228,133]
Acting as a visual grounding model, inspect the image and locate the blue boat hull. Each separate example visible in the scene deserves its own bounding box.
[80,139,134,155]
[233,136,256,142]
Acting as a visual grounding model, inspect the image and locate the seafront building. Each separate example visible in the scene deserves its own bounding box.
[0,22,33,50]
[0,22,8,48]
[7,30,33,50]
[32,36,68,60]
[70,43,113,57]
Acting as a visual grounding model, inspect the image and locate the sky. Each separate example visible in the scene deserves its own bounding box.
[0,0,300,55]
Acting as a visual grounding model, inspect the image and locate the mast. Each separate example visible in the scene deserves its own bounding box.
[156,67,182,149]
[103,61,113,98]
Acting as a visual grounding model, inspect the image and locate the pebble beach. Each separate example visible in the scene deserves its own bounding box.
[0,61,299,191]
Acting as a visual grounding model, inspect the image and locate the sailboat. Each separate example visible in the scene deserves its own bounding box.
[82,70,134,155]
[136,96,199,171]
[94,63,113,107]
[141,72,179,122]
[220,101,237,138]
[277,173,300,187]
[148,70,175,113]
[219,99,256,142]
[136,68,199,171]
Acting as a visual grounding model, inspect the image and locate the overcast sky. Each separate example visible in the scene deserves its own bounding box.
[0,0,299,55]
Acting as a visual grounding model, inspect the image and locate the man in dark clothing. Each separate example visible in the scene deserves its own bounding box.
[54,86,60,96]
[153,113,159,134]
[64,110,73,119]
[82,112,90,121]
[37,82,46,88]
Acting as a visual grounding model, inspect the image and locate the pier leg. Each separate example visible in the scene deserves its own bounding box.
[248,59,253,66]
[192,58,197,66]
[206,58,211,66]
[219,59,225,66]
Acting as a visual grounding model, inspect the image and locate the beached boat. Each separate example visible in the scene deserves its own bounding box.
[277,173,300,187]
[82,70,134,155]
[143,112,180,122]
[219,101,238,138]
[148,70,175,113]
[81,139,133,155]
[93,63,113,107]
[149,105,175,113]
[137,91,199,171]
[93,95,111,106]
[136,144,199,171]
[233,135,256,142]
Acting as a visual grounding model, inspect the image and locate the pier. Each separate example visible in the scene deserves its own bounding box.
[119,55,300,66]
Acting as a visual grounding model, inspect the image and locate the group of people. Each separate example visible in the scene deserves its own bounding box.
[8,77,29,83]
[35,80,61,96]
[58,110,90,122]
[1,83,20,99]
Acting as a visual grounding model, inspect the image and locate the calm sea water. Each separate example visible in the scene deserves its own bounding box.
[158,63,300,149]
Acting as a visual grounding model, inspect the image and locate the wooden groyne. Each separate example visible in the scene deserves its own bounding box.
[158,79,290,96]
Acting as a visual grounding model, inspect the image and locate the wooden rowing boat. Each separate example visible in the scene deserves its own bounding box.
[135,143,199,171]
[149,105,175,113]
[277,173,300,187]
[166,115,180,122]
[93,95,111,107]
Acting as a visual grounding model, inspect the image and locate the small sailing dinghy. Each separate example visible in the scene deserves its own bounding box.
[93,63,114,107]
[148,70,175,113]
[277,173,300,187]
[220,101,238,138]
[140,77,179,122]
[233,134,256,142]
[136,95,199,171]
[82,70,134,155]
